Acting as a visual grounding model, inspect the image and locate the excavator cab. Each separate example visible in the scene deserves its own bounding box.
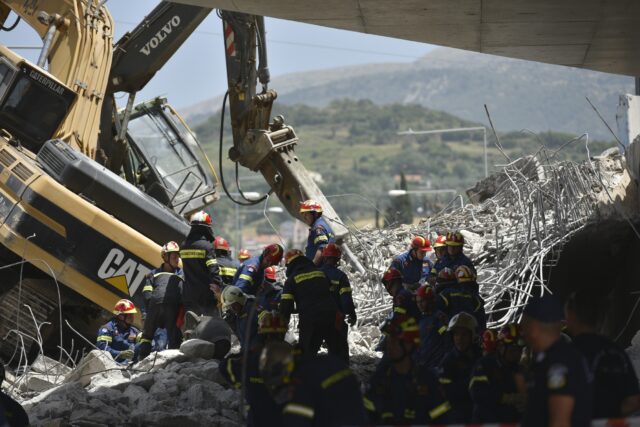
[122,97,218,216]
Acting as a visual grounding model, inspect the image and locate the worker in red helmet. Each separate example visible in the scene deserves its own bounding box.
[365,315,452,424]
[320,243,356,362]
[232,244,283,296]
[429,235,448,284]
[96,299,141,364]
[470,323,527,423]
[299,199,335,265]
[388,236,432,292]
[213,236,240,288]
[180,210,222,317]
[481,329,498,356]
[382,268,420,320]
[438,265,486,330]
[256,266,283,320]
[415,285,449,369]
[238,248,251,263]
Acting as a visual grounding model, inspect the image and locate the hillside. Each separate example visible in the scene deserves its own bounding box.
[184,48,633,141]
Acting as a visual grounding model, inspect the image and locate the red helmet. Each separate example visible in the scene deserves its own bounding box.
[433,235,447,248]
[382,315,420,346]
[265,266,277,281]
[436,267,456,283]
[482,329,498,354]
[190,210,212,227]
[322,243,342,258]
[262,244,284,266]
[113,299,137,315]
[411,236,432,252]
[498,324,524,346]
[446,231,464,246]
[161,241,180,256]
[299,199,323,214]
[214,236,231,251]
[284,249,304,265]
[416,285,435,300]
[382,268,402,286]
[455,265,476,283]
[238,248,251,261]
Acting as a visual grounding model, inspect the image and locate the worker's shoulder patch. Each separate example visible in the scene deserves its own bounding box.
[99,328,110,334]
[547,363,568,390]
[245,264,258,272]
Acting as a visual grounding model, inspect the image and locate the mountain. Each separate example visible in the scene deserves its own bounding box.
[183,48,634,140]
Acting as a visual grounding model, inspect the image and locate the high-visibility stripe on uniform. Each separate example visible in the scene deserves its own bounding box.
[381,412,393,419]
[227,358,239,388]
[153,272,178,278]
[205,259,218,267]
[320,369,352,389]
[428,401,451,419]
[239,274,254,283]
[219,266,237,276]
[469,375,489,389]
[363,397,375,411]
[394,306,407,314]
[438,325,447,335]
[180,249,206,258]
[439,377,452,384]
[440,295,449,306]
[294,271,325,284]
[475,299,483,311]
[139,338,152,344]
[313,235,329,244]
[281,293,294,300]
[249,376,264,384]
[449,292,472,298]
[142,285,154,292]
[330,280,340,285]
[404,408,416,419]
[97,335,112,342]
[283,403,314,418]
[339,287,352,294]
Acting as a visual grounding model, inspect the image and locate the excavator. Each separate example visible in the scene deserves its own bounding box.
[0,0,354,361]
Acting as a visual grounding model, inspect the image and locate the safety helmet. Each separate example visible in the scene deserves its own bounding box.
[415,285,435,300]
[433,235,447,248]
[221,286,247,309]
[482,329,498,354]
[381,315,420,346]
[299,199,323,214]
[214,236,230,251]
[258,310,288,335]
[284,249,304,265]
[262,244,284,266]
[161,241,180,256]
[436,267,456,283]
[446,231,464,246]
[190,210,213,227]
[455,265,476,283]
[448,312,478,336]
[113,299,137,315]
[259,341,296,393]
[498,323,524,346]
[322,243,342,258]
[411,236,432,252]
[238,248,251,261]
[382,268,402,287]
[264,266,277,281]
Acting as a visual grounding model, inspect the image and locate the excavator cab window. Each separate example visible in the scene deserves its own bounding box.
[0,61,75,151]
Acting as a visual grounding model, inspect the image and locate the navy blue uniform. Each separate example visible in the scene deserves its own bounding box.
[437,345,482,423]
[573,332,639,419]
[392,288,420,319]
[321,263,356,361]
[236,297,259,350]
[441,252,476,274]
[180,232,221,315]
[281,353,365,427]
[469,354,524,423]
[233,256,264,296]
[305,217,335,260]
[217,254,240,287]
[422,257,434,284]
[96,319,140,362]
[438,284,486,330]
[364,360,451,424]
[416,310,449,368]
[389,250,423,286]
[522,339,593,427]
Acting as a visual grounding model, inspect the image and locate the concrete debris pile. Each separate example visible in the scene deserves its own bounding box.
[344,151,625,328]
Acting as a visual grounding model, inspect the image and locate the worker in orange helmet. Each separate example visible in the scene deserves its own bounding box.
[429,235,448,284]
[299,199,335,265]
[388,236,432,292]
[96,299,141,364]
[214,236,240,288]
[238,248,252,263]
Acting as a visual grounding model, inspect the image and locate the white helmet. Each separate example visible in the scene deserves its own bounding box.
[448,312,478,337]
[221,286,247,309]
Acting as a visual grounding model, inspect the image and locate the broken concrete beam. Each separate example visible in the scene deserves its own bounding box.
[30,355,72,377]
[15,372,60,392]
[64,350,123,387]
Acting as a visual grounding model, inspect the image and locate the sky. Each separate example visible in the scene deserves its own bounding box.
[0,0,434,109]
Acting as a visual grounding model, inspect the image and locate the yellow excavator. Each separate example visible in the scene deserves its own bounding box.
[0,0,355,360]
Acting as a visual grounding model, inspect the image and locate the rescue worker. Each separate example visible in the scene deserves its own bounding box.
[434,267,456,294]
[521,294,592,427]
[455,264,479,294]
[439,266,486,330]
[221,286,258,350]
[256,266,282,314]
[214,236,240,288]
[365,315,451,425]
[238,248,252,263]
[565,291,640,418]
[233,244,284,295]
[280,249,341,357]
[442,231,476,273]
[481,329,499,356]
[96,299,141,364]
[0,363,29,427]
[139,241,184,359]
[437,311,481,423]
[259,341,366,426]
[430,234,449,283]
[299,199,335,265]
[381,268,420,319]
[180,210,222,317]
[320,243,356,362]
[415,284,448,368]
[388,236,432,292]
[470,324,527,423]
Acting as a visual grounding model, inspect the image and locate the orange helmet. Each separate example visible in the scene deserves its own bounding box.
[455,265,476,283]
[411,236,432,252]
[238,248,251,261]
[262,244,284,266]
[416,285,435,300]
[214,236,230,251]
[382,315,420,346]
[299,199,322,214]
[285,249,304,265]
[190,210,213,227]
[482,329,498,354]
[265,266,277,281]
[446,231,464,246]
[498,324,524,346]
[113,299,137,315]
[433,235,447,248]
[161,241,180,256]
[382,268,402,286]
[436,267,456,283]
[322,243,342,258]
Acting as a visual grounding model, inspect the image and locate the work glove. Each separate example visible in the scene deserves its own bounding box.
[347,313,357,327]
[116,349,134,361]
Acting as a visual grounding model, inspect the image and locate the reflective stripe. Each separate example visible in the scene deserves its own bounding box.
[205,259,218,267]
[153,272,177,278]
[281,293,294,300]
[339,287,352,294]
[449,292,471,298]
[469,375,489,389]
[404,408,416,419]
[428,401,451,419]
[313,235,329,244]
[320,369,352,389]
[441,295,449,306]
[180,249,206,258]
[394,306,407,314]
[363,397,375,411]
[294,271,325,284]
[219,266,237,277]
[97,335,112,342]
[475,299,483,311]
[249,376,264,384]
[142,285,153,292]
[283,403,314,418]
[381,412,393,419]
[439,377,452,384]
[330,280,340,285]
[227,359,239,388]
[139,338,152,344]
[438,325,447,335]
[239,274,254,283]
